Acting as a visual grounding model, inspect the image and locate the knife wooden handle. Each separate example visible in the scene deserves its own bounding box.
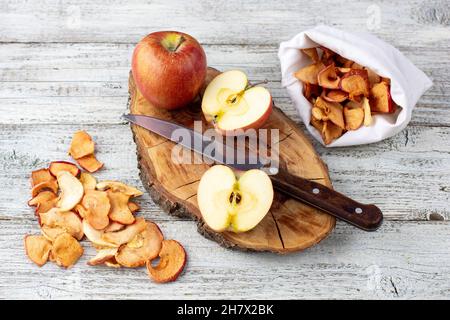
[270,167,383,231]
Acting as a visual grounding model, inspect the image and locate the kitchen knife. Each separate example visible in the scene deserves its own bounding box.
[123,114,383,231]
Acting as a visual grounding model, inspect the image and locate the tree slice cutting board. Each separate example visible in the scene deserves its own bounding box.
[128,67,335,253]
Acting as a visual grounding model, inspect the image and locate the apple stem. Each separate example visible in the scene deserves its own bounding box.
[173,36,186,52]
[245,79,268,91]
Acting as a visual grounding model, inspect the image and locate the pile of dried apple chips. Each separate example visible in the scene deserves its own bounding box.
[295,46,397,144]
[25,131,186,283]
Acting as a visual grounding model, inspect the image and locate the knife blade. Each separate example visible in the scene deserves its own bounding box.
[123,113,383,231]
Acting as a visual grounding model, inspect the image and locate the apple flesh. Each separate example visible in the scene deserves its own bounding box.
[132,31,207,110]
[197,165,274,233]
[201,70,273,135]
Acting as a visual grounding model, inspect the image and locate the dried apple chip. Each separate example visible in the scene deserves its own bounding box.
[301,48,319,63]
[69,131,95,160]
[40,208,84,241]
[128,202,140,213]
[340,69,370,99]
[82,190,111,230]
[344,103,364,131]
[96,181,143,198]
[79,172,96,191]
[303,83,321,100]
[310,117,324,132]
[56,171,84,211]
[314,97,345,130]
[31,179,58,198]
[322,89,348,103]
[87,248,118,266]
[51,233,83,268]
[104,221,125,233]
[82,219,118,248]
[115,221,163,268]
[362,97,373,126]
[76,154,103,173]
[28,191,58,216]
[146,240,186,283]
[101,217,147,246]
[366,68,381,87]
[369,82,395,113]
[318,63,340,89]
[322,121,343,145]
[311,107,327,121]
[31,168,53,187]
[24,235,52,267]
[49,161,80,177]
[74,204,88,219]
[107,190,135,225]
[294,62,325,85]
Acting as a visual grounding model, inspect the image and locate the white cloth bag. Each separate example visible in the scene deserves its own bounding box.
[278,25,433,147]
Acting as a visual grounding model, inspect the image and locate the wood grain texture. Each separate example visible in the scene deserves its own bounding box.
[0,0,449,299]
[0,43,447,126]
[1,0,449,46]
[129,69,335,253]
[1,217,449,299]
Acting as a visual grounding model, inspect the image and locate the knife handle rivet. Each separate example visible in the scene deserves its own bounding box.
[312,188,320,194]
[355,207,363,214]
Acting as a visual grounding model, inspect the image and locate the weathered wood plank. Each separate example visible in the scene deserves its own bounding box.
[0,43,447,126]
[1,217,449,299]
[1,123,449,221]
[0,0,449,47]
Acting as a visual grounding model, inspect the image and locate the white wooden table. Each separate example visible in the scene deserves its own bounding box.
[1,0,449,300]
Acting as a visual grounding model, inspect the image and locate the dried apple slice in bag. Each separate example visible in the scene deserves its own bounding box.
[369,82,395,113]
[314,97,345,130]
[24,235,52,267]
[115,221,163,268]
[303,83,321,100]
[82,190,111,230]
[322,89,348,103]
[294,62,325,85]
[69,131,95,159]
[344,102,364,131]
[311,107,327,121]
[322,121,343,145]
[310,117,324,132]
[147,240,186,283]
[366,68,381,87]
[318,63,340,89]
[301,48,319,63]
[51,233,84,268]
[362,97,373,126]
[56,171,84,211]
[340,69,370,99]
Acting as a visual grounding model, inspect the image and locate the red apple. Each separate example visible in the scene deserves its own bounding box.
[132,31,207,110]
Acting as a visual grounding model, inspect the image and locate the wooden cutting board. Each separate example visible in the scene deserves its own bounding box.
[128,67,335,253]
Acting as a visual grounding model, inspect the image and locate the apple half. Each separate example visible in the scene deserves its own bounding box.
[201,70,273,135]
[197,165,274,233]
